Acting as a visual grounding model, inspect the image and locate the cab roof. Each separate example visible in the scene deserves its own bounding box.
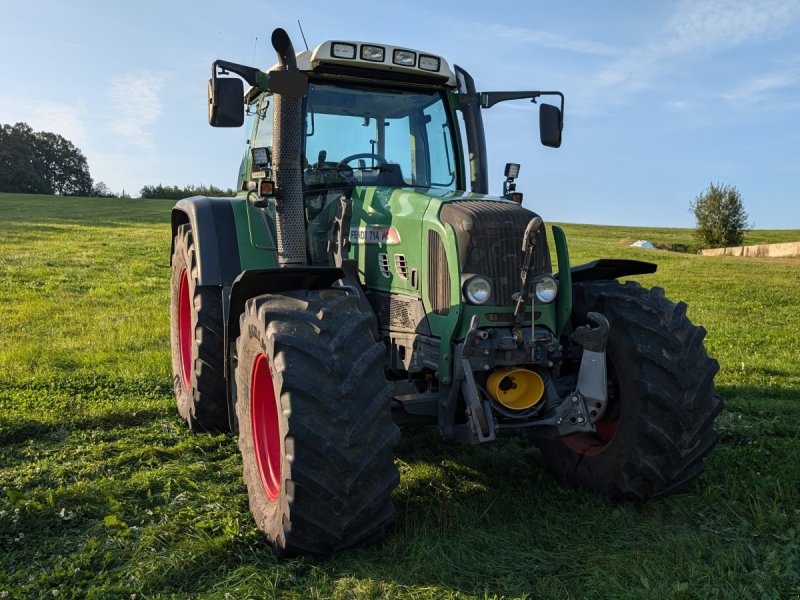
[268,40,457,86]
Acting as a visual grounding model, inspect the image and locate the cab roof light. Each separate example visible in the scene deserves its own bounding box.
[331,42,356,59]
[392,49,416,66]
[418,54,440,72]
[361,44,385,62]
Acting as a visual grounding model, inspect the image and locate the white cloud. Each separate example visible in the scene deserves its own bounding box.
[0,99,89,148]
[664,0,800,55]
[668,100,692,111]
[722,72,798,104]
[106,73,165,150]
[484,24,619,56]
[573,0,800,112]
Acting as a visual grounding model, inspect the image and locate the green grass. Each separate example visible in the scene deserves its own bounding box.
[1,192,799,599]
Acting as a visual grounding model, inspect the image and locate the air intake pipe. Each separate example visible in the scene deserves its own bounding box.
[271,28,306,266]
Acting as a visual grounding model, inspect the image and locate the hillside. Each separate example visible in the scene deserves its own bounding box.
[1,192,798,598]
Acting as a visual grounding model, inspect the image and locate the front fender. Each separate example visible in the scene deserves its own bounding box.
[170,196,242,287]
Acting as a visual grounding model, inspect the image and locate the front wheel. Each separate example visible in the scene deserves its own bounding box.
[169,224,229,431]
[538,281,723,499]
[235,289,400,556]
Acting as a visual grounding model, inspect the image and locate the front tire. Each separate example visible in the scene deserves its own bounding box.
[538,281,723,499]
[169,224,229,431]
[235,289,400,556]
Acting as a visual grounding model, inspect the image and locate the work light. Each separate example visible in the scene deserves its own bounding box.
[504,163,520,179]
[331,42,356,59]
[361,45,385,62]
[418,55,440,72]
[393,49,416,66]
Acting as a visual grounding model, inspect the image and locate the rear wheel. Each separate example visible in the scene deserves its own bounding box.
[538,281,723,499]
[169,224,229,431]
[235,289,400,556]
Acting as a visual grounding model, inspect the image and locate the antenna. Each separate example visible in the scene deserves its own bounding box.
[297,20,309,51]
[252,36,258,63]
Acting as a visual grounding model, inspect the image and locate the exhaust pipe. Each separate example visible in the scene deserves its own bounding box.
[271,28,306,266]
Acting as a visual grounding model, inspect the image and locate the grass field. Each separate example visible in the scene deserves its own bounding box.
[1,192,798,599]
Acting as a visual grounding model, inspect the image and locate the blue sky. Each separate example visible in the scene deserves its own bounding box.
[2,0,798,228]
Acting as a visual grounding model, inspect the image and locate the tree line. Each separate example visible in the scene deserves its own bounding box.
[139,184,236,199]
[1,122,236,199]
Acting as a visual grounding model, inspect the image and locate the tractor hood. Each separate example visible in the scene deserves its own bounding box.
[347,185,551,310]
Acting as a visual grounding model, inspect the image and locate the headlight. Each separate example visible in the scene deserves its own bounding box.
[464,276,492,305]
[534,275,558,303]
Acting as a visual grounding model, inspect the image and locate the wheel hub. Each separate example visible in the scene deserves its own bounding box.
[251,353,282,500]
[177,269,192,389]
[562,418,619,456]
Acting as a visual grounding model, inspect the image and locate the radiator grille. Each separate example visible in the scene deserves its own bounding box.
[371,293,419,332]
[439,201,549,306]
[428,230,451,316]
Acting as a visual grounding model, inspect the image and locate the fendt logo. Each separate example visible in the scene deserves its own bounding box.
[349,226,402,245]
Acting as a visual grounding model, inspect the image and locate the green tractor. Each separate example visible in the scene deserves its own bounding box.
[169,28,722,556]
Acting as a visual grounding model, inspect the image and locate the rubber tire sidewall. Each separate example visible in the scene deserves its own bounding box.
[236,322,291,547]
[169,224,229,431]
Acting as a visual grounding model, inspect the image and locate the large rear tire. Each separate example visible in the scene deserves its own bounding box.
[538,281,723,499]
[235,289,400,556]
[169,224,230,431]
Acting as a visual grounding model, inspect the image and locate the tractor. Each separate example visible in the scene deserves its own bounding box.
[169,28,722,556]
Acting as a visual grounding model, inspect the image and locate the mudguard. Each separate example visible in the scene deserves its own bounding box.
[570,259,657,284]
[226,267,345,346]
[170,196,243,287]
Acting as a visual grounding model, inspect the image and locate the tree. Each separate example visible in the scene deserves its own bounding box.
[33,130,93,196]
[0,122,93,196]
[0,123,47,193]
[91,181,116,197]
[690,183,752,248]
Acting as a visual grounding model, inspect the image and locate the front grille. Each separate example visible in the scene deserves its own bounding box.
[439,201,549,306]
[428,230,450,316]
[370,293,423,332]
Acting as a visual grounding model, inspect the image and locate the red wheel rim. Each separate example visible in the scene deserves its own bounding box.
[251,353,282,501]
[177,269,192,389]
[562,417,619,456]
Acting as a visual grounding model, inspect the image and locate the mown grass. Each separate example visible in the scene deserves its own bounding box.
[1,192,798,599]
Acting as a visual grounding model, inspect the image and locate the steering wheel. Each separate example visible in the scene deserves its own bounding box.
[336,153,388,169]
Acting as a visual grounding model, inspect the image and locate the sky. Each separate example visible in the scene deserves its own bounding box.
[1,0,799,228]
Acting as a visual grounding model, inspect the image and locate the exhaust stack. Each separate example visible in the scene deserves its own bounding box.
[271,28,306,266]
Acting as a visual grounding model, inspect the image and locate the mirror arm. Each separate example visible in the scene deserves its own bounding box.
[481,91,540,108]
[212,60,269,91]
[481,91,564,120]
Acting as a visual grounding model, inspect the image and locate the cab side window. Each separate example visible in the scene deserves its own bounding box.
[251,95,274,177]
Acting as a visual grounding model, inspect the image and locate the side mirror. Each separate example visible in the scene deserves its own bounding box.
[539,103,562,148]
[208,77,244,127]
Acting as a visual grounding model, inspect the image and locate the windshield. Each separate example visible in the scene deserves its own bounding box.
[303,82,458,190]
